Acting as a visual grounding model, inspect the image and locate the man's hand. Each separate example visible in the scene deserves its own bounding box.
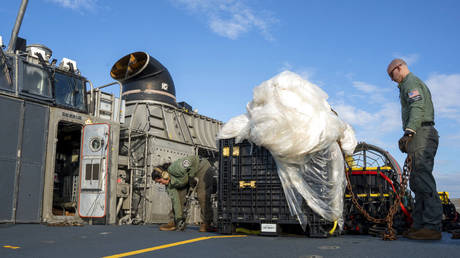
[398,130,414,153]
[154,178,170,185]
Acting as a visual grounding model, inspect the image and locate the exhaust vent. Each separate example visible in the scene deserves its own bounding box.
[110,52,176,106]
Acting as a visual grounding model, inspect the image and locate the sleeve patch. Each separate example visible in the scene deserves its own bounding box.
[182,159,191,168]
[408,89,422,103]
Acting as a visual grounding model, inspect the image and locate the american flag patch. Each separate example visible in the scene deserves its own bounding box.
[408,89,422,102]
[408,90,420,98]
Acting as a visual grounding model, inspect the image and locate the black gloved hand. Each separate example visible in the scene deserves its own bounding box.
[398,130,414,153]
[188,177,198,188]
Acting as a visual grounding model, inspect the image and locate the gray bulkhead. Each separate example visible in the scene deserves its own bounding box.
[118,101,221,224]
[1,42,221,225]
[0,41,121,224]
[0,95,48,223]
[112,52,222,225]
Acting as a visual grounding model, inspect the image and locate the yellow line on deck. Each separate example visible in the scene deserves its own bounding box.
[103,235,248,258]
[3,245,20,249]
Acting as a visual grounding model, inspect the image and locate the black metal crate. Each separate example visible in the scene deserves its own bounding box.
[217,138,337,237]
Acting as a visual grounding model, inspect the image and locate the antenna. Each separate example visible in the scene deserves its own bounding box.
[7,0,29,53]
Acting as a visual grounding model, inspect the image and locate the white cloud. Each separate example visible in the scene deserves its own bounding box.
[331,101,401,152]
[392,53,419,65]
[331,79,401,145]
[433,171,460,197]
[48,0,97,11]
[429,101,460,198]
[445,133,460,141]
[333,104,375,127]
[333,102,400,131]
[426,73,460,122]
[336,91,345,98]
[352,81,380,93]
[439,131,460,149]
[351,81,391,104]
[209,16,248,39]
[170,0,277,40]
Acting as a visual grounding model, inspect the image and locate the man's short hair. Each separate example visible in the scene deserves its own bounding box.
[152,167,163,180]
[387,58,407,75]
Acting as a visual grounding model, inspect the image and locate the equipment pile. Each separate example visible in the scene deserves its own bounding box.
[218,71,357,230]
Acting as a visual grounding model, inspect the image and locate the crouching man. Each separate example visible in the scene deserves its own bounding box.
[152,155,214,232]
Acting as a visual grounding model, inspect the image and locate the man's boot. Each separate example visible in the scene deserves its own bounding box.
[159,221,176,231]
[199,224,216,232]
[407,228,442,240]
[199,224,208,232]
[402,227,419,237]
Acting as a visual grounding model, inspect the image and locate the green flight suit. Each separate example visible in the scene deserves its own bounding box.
[399,73,442,231]
[166,156,213,224]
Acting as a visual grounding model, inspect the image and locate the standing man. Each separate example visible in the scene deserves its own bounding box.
[387,58,442,240]
[153,155,214,232]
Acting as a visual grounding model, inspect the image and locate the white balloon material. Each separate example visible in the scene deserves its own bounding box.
[218,71,357,230]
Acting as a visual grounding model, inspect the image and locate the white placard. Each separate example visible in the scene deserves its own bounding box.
[261,223,277,233]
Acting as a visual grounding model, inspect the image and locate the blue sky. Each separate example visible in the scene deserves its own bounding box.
[1,0,460,197]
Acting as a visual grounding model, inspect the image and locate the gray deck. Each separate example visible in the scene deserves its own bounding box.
[1,224,459,258]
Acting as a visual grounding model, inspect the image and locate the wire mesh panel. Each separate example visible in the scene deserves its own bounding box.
[343,142,412,235]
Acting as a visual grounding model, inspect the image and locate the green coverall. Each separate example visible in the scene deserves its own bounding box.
[399,72,442,231]
[166,155,214,225]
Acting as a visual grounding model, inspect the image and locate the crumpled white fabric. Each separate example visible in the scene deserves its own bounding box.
[218,71,357,230]
[339,123,358,156]
[217,114,250,144]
